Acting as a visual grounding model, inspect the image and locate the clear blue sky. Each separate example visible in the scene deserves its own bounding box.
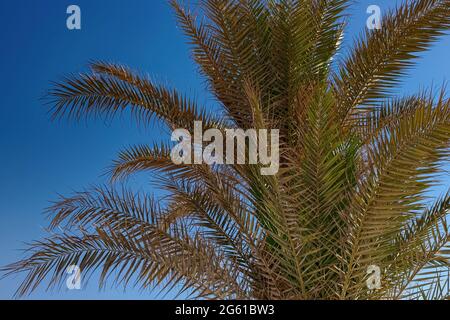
[0,0,448,300]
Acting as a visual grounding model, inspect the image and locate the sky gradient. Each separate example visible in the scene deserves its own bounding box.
[0,0,449,299]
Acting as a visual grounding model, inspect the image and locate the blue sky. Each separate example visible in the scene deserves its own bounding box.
[0,0,449,299]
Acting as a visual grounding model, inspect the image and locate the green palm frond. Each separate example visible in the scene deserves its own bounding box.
[334,0,450,124]
[340,95,450,299]
[391,192,450,299]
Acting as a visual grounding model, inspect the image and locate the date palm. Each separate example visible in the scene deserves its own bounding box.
[3,0,450,300]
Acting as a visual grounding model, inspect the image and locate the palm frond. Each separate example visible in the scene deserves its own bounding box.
[340,94,450,299]
[334,0,450,124]
[49,61,224,131]
[3,187,246,298]
[392,192,450,299]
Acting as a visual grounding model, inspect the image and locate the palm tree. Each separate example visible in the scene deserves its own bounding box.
[3,0,450,300]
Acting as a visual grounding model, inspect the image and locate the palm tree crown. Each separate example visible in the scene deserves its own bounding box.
[3,0,450,300]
